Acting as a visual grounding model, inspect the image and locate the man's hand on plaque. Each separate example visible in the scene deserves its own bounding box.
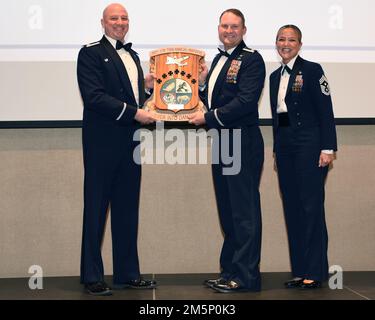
[144,73,156,90]
[135,109,156,125]
[188,111,206,126]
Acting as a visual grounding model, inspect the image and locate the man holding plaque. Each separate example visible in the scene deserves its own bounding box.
[77,3,156,296]
[189,9,265,292]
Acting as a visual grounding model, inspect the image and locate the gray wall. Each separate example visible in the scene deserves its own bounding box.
[1,61,374,120]
[0,125,374,278]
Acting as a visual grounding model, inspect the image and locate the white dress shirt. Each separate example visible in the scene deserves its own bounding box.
[206,46,236,126]
[105,35,139,120]
[277,56,297,114]
[208,46,236,109]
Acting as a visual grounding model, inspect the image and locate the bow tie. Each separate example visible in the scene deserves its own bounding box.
[218,48,230,58]
[116,41,132,51]
[281,65,292,75]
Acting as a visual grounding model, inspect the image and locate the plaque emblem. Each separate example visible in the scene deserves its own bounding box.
[145,47,206,122]
[160,78,192,109]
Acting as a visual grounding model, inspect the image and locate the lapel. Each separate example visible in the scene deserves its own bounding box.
[286,55,303,97]
[127,47,145,106]
[133,53,145,106]
[211,41,246,103]
[270,66,282,110]
[100,36,138,105]
[206,54,221,86]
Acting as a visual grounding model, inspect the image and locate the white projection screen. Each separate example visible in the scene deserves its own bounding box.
[0,0,374,124]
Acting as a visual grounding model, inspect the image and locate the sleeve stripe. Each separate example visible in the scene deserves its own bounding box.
[214,109,225,127]
[116,103,127,120]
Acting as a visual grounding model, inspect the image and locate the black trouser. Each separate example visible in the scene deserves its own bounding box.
[275,125,329,281]
[212,126,264,290]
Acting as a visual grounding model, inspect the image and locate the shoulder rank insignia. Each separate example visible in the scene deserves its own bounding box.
[85,41,100,48]
[319,75,331,96]
[243,48,255,53]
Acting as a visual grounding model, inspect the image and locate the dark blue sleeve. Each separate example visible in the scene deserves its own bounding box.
[77,47,137,124]
[310,64,337,151]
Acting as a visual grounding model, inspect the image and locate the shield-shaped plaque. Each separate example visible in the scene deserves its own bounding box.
[145,47,206,122]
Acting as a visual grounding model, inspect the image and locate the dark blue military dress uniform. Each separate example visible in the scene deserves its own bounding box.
[269,55,337,282]
[77,36,149,285]
[201,40,266,291]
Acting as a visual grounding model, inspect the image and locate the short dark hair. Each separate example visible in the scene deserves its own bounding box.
[276,24,302,43]
[219,8,246,27]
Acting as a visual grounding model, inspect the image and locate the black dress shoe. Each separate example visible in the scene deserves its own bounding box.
[203,277,227,288]
[113,277,157,290]
[84,281,112,296]
[299,280,322,289]
[284,278,304,288]
[211,280,252,293]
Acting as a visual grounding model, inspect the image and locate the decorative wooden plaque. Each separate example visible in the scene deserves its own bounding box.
[145,47,206,122]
